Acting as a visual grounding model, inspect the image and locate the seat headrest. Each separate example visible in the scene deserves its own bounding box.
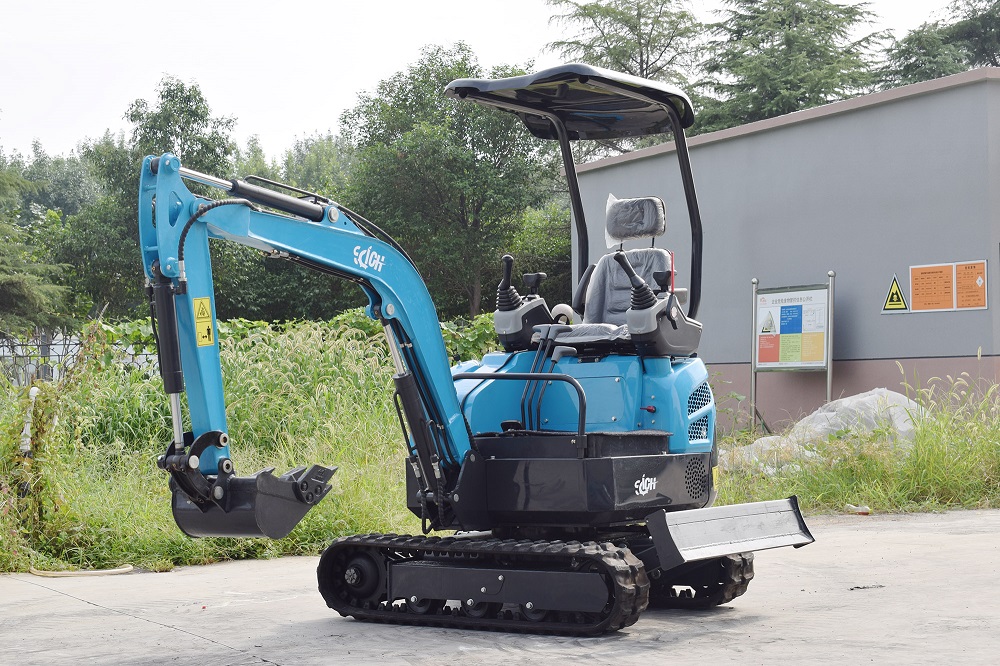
[605,194,666,248]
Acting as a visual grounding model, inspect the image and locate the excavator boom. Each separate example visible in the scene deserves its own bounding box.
[139,154,470,537]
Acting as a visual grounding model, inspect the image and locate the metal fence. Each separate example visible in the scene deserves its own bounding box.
[0,332,157,386]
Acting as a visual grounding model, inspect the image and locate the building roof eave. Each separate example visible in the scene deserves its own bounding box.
[576,67,1000,175]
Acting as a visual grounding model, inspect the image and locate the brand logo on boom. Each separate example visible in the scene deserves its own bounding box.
[353,246,386,272]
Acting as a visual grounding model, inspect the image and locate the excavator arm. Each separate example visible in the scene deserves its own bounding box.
[139,154,471,538]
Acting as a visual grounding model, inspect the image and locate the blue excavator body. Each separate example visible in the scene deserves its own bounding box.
[139,63,812,635]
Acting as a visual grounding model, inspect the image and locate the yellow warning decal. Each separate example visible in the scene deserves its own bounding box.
[882,274,908,313]
[193,297,215,346]
[712,466,719,487]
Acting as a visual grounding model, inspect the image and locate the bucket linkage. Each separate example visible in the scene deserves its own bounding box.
[158,430,336,538]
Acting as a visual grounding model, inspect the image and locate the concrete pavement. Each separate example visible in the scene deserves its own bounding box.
[2,510,998,664]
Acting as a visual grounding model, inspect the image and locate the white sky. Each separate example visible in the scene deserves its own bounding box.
[0,0,953,160]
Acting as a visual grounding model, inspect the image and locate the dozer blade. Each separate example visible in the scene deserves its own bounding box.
[171,465,336,539]
[647,496,814,571]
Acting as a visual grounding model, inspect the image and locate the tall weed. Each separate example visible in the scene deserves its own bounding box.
[1,320,419,571]
[717,372,1000,512]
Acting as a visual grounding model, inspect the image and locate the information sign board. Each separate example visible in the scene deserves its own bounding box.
[754,285,829,371]
[750,273,836,431]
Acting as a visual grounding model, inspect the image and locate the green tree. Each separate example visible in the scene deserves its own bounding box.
[282,132,352,197]
[126,77,236,177]
[80,131,134,206]
[699,0,886,132]
[880,1,1000,88]
[223,133,364,322]
[6,142,102,219]
[880,21,969,87]
[270,132,362,319]
[947,0,1000,67]
[0,169,71,334]
[509,202,573,306]
[52,195,139,317]
[54,78,239,318]
[342,44,557,317]
[545,0,703,154]
[233,135,281,181]
[546,0,702,85]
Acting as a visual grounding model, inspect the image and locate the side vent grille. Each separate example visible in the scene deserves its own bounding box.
[687,382,712,415]
[684,458,708,498]
[688,415,709,441]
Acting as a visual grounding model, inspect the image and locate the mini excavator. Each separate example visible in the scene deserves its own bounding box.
[139,63,813,635]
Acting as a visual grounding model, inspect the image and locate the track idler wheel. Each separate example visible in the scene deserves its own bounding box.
[343,553,382,601]
[319,546,388,612]
[649,553,754,609]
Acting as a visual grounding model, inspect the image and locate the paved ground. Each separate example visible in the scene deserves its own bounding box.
[2,510,998,665]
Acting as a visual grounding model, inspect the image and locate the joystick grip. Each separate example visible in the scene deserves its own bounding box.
[499,254,515,290]
[496,254,524,311]
[613,252,657,310]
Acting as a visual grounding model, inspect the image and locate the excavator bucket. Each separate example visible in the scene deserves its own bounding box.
[646,496,814,571]
[170,465,336,539]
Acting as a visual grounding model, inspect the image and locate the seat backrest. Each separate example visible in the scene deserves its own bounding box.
[604,194,666,247]
[583,194,671,325]
[583,248,672,325]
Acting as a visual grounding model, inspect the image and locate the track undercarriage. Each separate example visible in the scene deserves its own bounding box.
[317,532,754,635]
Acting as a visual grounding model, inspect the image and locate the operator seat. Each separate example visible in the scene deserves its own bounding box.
[559,195,669,341]
[556,195,702,356]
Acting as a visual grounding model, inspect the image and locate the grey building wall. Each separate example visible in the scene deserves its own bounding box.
[573,69,1000,422]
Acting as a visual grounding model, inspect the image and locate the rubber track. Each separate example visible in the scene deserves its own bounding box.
[648,553,754,610]
[318,533,649,635]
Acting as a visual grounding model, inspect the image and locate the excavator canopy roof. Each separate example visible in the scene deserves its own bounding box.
[444,63,695,140]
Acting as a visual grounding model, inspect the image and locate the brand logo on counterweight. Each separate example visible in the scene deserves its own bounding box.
[634,474,657,496]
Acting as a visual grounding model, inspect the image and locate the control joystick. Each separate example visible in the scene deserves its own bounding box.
[496,254,525,312]
[613,252,658,310]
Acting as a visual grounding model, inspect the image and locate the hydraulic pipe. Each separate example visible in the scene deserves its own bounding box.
[149,157,326,221]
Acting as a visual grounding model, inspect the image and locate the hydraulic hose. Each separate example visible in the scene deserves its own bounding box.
[177,198,259,263]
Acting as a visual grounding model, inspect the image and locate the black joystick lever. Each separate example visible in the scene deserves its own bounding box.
[652,270,672,293]
[496,254,525,312]
[522,272,547,296]
[613,252,658,311]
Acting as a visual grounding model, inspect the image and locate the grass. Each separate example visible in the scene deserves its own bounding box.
[2,321,999,573]
[1,320,418,572]
[716,372,1000,513]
